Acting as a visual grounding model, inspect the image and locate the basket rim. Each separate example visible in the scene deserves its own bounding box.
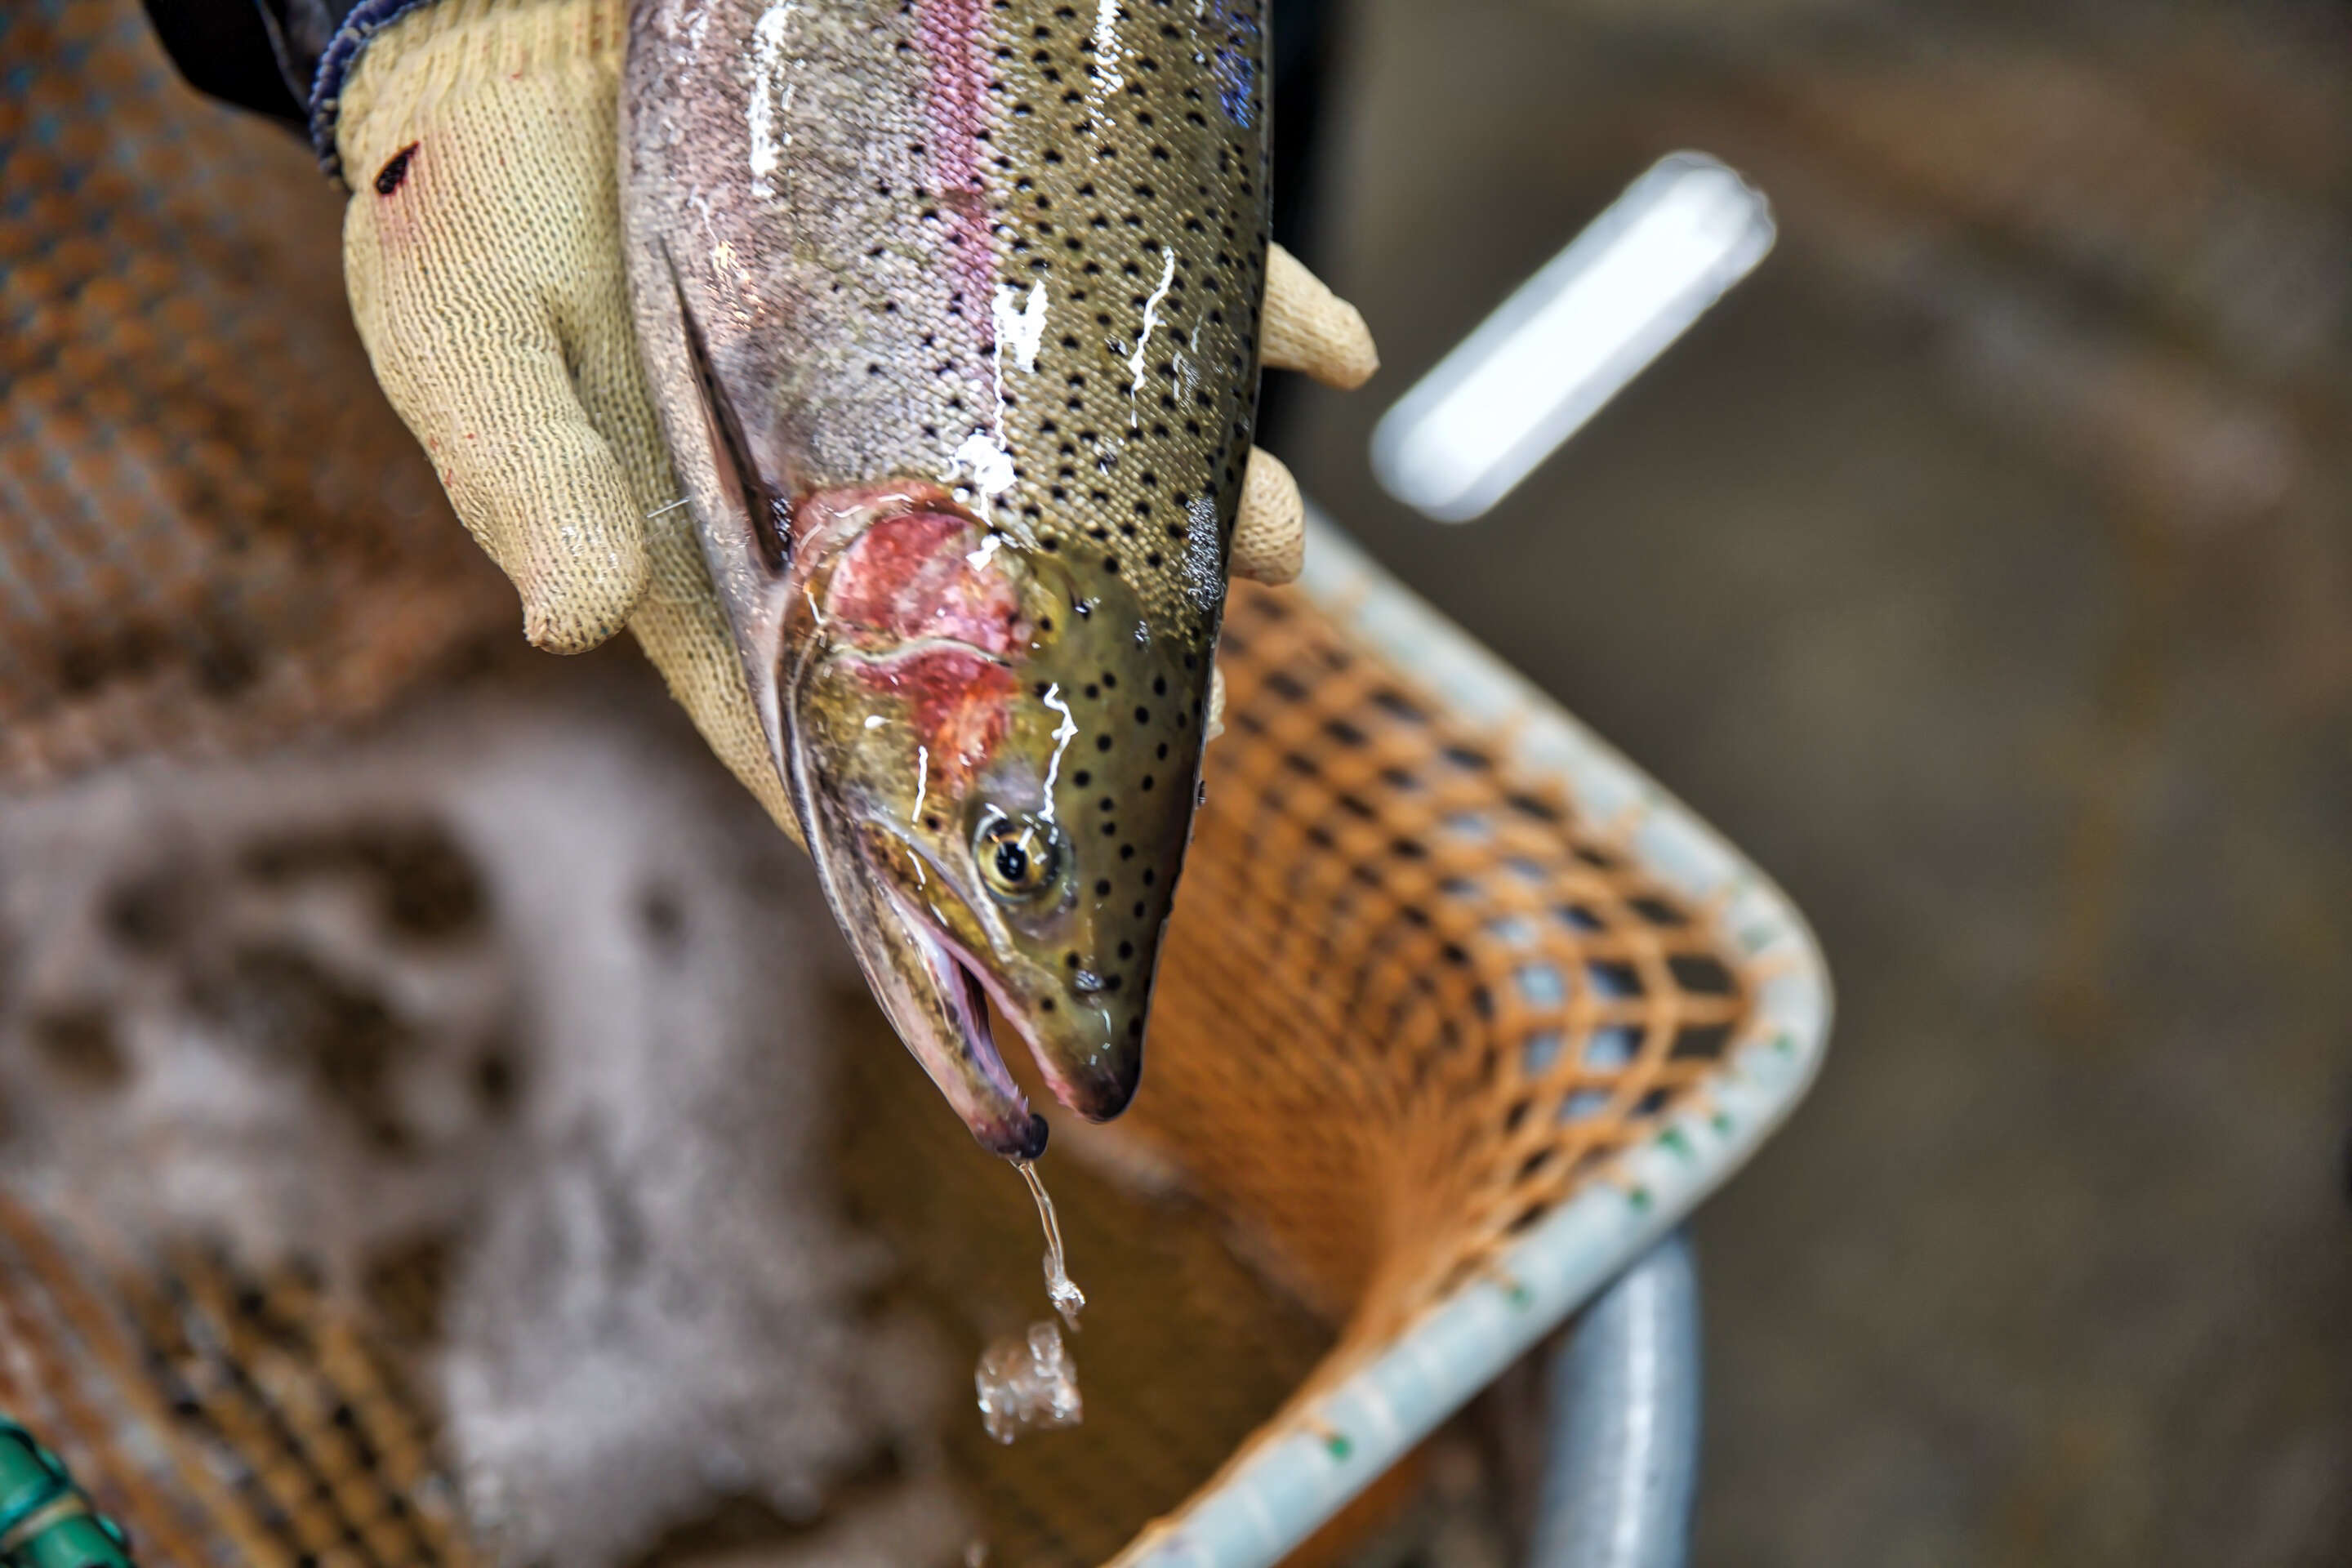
[1111,508,1834,1567]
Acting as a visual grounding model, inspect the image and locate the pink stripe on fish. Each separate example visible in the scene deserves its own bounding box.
[914,0,1000,349]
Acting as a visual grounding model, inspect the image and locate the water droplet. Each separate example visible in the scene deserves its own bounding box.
[974,1162,1088,1443]
[975,1321,1082,1444]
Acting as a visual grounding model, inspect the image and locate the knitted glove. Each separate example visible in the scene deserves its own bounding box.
[1235,247,1380,586]
[329,0,1374,834]
[334,0,793,828]
[336,0,647,657]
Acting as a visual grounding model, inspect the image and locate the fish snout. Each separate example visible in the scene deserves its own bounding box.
[1060,1043,1142,1123]
[1022,987,1145,1123]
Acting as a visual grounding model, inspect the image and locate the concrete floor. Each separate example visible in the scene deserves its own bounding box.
[1277,2,2352,1561]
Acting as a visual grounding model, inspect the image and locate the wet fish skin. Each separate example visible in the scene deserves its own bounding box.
[623,0,1269,1155]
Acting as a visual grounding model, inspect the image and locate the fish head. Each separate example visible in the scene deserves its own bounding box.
[783,484,1208,1157]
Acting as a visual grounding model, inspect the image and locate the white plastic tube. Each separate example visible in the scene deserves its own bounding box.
[1371,154,1775,523]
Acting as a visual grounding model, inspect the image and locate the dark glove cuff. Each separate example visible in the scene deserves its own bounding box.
[307,0,441,184]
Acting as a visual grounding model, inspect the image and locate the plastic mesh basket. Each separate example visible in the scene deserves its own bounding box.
[0,1196,477,1566]
[1098,515,1829,1563]
[0,513,1826,1567]
[835,517,1832,1566]
[0,0,510,788]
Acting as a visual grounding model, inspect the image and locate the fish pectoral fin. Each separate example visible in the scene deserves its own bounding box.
[1262,243,1379,390]
[650,242,798,782]
[667,243,791,577]
[1228,446,1304,586]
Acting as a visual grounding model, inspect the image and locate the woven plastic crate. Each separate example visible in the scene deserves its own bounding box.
[1103,511,1829,1565]
[0,507,1828,1568]
[840,508,1833,1566]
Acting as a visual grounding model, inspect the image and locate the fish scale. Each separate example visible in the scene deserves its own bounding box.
[623,0,1271,1156]
[986,0,1270,637]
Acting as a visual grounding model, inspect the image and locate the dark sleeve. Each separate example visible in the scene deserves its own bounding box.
[1254,0,1339,451]
[139,0,354,132]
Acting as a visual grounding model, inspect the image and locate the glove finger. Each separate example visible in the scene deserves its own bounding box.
[345,145,650,654]
[1205,661,1227,743]
[453,386,652,653]
[1262,243,1379,390]
[363,325,651,653]
[1230,446,1305,586]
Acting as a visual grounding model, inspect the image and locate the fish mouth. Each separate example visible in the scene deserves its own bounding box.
[884,880,1143,1141]
[884,885,1050,1160]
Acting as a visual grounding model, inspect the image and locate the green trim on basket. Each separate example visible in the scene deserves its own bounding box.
[0,1418,135,1567]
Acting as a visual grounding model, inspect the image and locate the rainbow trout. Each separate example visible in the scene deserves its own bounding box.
[621,0,1271,1157]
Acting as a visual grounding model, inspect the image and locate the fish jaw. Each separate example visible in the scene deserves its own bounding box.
[782,488,1209,1147]
[831,814,1049,1161]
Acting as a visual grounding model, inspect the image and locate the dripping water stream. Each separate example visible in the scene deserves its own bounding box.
[973,1158,1086,1443]
[1022,1156,1086,1329]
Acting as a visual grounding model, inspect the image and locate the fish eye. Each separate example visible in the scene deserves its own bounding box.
[976,812,1063,902]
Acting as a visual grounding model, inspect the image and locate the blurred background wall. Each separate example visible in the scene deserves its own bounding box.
[1278,0,2352,1561]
